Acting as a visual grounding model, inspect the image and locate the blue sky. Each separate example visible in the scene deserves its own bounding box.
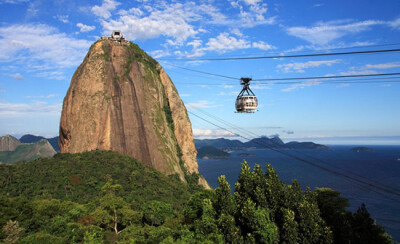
[0,0,400,145]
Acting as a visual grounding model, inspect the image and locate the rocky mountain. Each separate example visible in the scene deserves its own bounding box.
[244,136,285,148]
[194,138,244,149]
[195,136,328,150]
[0,135,21,152]
[19,134,45,143]
[20,134,59,152]
[59,38,208,187]
[0,136,56,164]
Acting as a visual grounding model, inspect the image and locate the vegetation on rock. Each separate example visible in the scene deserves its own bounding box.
[197,146,230,159]
[0,151,392,243]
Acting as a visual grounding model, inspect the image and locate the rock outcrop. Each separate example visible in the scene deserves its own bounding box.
[59,39,208,188]
[0,137,56,164]
[0,135,21,151]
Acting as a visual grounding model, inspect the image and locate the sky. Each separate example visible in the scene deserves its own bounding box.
[0,0,400,145]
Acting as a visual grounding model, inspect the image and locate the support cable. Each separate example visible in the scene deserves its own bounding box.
[188,110,400,202]
[190,106,400,194]
[160,48,400,61]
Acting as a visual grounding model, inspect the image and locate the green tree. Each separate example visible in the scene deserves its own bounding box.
[92,180,138,237]
[142,201,174,226]
[280,208,298,244]
[234,161,255,207]
[193,199,224,243]
[183,191,215,223]
[351,203,392,244]
[215,175,240,243]
[315,188,352,243]
[237,198,278,244]
[2,220,24,244]
[215,175,236,216]
[295,189,333,244]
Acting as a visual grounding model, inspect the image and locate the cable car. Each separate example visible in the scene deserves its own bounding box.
[235,77,258,113]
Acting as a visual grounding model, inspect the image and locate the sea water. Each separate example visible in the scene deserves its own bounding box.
[198,145,400,241]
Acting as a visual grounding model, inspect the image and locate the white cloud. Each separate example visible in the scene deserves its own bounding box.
[252,41,275,50]
[193,128,236,138]
[36,71,66,80]
[204,33,251,53]
[217,91,237,96]
[91,0,120,19]
[389,17,400,30]
[252,85,271,90]
[0,101,61,117]
[286,20,384,45]
[118,7,143,16]
[0,89,4,93]
[365,62,400,69]
[281,80,321,92]
[336,83,350,88]
[186,100,221,108]
[231,28,244,37]
[76,23,96,32]
[10,73,25,80]
[240,0,262,5]
[277,59,341,73]
[281,41,376,55]
[99,1,275,43]
[180,94,191,97]
[26,2,39,17]
[54,15,69,23]
[231,0,275,27]
[0,24,91,73]
[339,70,377,76]
[99,2,204,43]
[0,0,28,3]
[26,94,57,99]
[150,49,170,58]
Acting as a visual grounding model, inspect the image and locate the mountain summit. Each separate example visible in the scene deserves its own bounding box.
[59,36,207,187]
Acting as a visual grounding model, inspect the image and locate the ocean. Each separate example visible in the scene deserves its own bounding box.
[198,145,400,241]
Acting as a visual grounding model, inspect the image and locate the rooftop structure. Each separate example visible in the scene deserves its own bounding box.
[100,30,126,42]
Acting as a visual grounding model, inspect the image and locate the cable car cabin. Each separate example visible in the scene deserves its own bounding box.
[235,77,258,113]
[236,95,258,113]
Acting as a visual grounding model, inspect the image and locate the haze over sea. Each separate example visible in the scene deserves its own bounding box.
[198,145,400,241]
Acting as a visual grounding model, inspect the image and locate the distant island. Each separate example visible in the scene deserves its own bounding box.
[238,153,256,157]
[351,147,375,152]
[194,136,329,151]
[197,146,230,159]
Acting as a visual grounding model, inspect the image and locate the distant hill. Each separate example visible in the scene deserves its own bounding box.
[20,134,59,152]
[197,146,230,159]
[195,136,328,150]
[194,138,244,149]
[0,136,56,164]
[19,134,45,143]
[285,141,329,150]
[351,146,375,152]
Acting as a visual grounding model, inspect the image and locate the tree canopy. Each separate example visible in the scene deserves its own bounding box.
[0,151,393,243]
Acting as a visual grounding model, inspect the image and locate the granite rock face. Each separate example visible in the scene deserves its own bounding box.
[0,135,21,151]
[59,39,208,187]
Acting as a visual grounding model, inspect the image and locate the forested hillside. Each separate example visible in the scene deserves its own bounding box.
[0,151,392,243]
